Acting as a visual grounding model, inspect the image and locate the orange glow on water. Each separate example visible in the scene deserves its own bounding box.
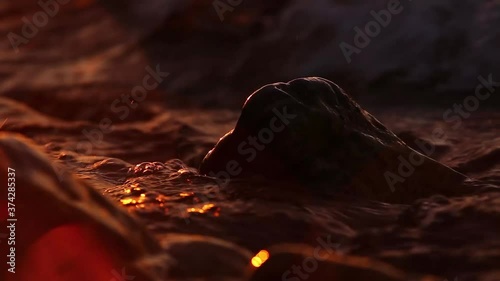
[251,250,270,268]
[187,203,216,214]
[120,195,146,206]
[202,203,215,210]
[120,198,135,205]
[180,192,194,197]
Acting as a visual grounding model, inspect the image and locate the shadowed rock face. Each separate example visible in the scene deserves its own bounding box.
[200,77,468,203]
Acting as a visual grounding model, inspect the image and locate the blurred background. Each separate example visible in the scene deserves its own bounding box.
[2,0,500,114]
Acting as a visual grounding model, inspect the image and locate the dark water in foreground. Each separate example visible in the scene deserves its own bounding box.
[0,0,500,280]
[1,95,499,280]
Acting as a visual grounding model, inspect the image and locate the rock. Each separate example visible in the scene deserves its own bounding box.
[159,234,252,281]
[199,77,469,203]
[248,243,440,281]
[0,133,167,281]
[396,131,450,159]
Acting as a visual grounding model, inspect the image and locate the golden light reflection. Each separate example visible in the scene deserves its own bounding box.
[187,203,216,214]
[180,192,194,197]
[251,250,270,268]
[120,196,146,206]
[120,198,135,205]
[202,203,215,210]
[124,185,143,196]
[178,168,191,174]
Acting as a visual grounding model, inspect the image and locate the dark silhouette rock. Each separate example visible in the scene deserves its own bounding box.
[199,77,469,203]
[396,130,450,160]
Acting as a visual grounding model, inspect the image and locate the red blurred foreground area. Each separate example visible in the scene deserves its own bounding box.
[12,224,118,281]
